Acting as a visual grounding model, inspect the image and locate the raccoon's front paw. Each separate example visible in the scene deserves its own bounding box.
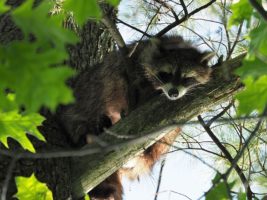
[70,122,92,146]
[120,110,127,119]
[86,134,107,147]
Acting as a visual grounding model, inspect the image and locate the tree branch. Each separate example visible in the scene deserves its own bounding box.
[70,54,245,198]
[249,0,267,21]
[154,159,166,200]
[156,0,216,37]
[198,115,253,200]
[101,14,128,54]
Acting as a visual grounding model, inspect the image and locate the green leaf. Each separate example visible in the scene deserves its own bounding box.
[0,1,10,13]
[249,20,267,57]
[235,56,267,80]
[206,182,230,200]
[11,0,78,48]
[15,174,52,200]
[85,195,91,200]
[0,111,45,152]
[211,173,222,184]
[238,192,246,200]
[0,93,19,112]
[0,41,75,113]
[229,0,253,26]
[106,0,120,6]
[236,76,267,115]
[64,0,102,26]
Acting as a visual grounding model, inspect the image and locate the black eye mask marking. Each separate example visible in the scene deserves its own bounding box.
[182,77,199,86]
[157,72,173,83]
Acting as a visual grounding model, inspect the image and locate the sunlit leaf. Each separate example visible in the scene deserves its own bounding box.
[0,111,45,152]
[0,41,75,113]
[229,0,253,26]
[106,0,120,6]
[238,192,246,200]
[206,182,229,200]
[235,56,267,80]
[236,76,267,115]
[85,195,91,200]
[0,1,10,13]
[11,0,78,48]
[249,20,267,57]
[0,93,18,112]
[15,174,52,200]
[63,0,102,26]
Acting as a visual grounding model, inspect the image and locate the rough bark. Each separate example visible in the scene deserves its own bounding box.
[71,54,245,198]
[66,5,116,70]
[0,2,115,200]
[0,1,246,199]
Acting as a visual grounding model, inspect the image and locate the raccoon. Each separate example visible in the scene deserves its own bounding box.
[58,36,213,200]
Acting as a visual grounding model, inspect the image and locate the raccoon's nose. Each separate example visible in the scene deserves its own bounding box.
[168,88,179,98]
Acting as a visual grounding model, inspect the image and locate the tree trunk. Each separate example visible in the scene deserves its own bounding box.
[0,2,116,200]
[0,1,245,199]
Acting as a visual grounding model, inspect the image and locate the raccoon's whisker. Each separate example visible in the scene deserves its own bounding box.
[147,70,164,85]
[142,65,164,85]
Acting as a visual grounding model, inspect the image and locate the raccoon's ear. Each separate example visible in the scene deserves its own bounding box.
[200,51,215,65]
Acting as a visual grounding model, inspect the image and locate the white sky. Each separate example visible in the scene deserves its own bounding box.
[122,145,215,200]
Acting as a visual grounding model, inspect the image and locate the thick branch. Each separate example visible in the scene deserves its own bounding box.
[101,14,127,53]
[71,54,245,198]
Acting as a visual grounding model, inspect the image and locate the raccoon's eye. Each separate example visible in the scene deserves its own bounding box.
[183,77,198,86]
[157,72,173,82]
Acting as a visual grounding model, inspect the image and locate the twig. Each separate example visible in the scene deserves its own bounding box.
[198,115,254,200]
[1,156,19,200]
[103,128,135,139]
[2,113,267,160]
[180,25,216,52]
[190,17,223,25]
[249,0,267,21]
[171,148,220,172]
[154,158,166,200]
[128,6,161,57]
[227,21,244,60]
[180,0,188,17]
[156,0,216,37]
[155,0,179,21]
[224,106,267,178]
[221,0,231,55]
[116,18,152,37]
[207,102,233,126]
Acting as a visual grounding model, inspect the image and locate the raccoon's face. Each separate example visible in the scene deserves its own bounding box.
[141,37,214,100]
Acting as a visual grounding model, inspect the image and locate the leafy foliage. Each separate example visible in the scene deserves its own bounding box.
[106,0,121,6]
[85,195,91,200]
[0,41,75,113]
[0,0,80,152]
[0,0,9,13]
[63,0,102,26]
[229,0,253,26]
[236,76,267,115]
[249,19,267,57]
[205,174,238,200]
[0,111,45,152]
[12,0,78,49]
[0,0,115,197]
[206,182,230,200]
[229,1,267,114]
[15,174,53,200]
